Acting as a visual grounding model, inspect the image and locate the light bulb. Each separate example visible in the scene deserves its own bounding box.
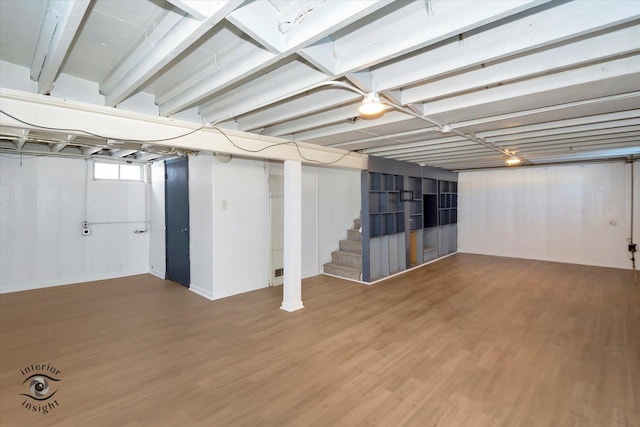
[358,93,385,119]
[506,155,521,166]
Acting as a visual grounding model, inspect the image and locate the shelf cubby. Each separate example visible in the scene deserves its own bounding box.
[367,172,406,236]
[423,178,437,194]
[423,194,438,228]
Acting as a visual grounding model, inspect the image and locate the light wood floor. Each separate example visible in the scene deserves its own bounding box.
[1,254,638,426]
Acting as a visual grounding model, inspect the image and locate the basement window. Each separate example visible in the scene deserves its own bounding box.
[94,162,143,181]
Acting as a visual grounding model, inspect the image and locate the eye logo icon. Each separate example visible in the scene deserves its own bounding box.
[21,374,59,401]
[19,363,62,414]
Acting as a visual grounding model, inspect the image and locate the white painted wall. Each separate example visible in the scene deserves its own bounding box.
[301,167,319,277]
[458,161,639,270]
[149,161,165,278]
[188,154,215,299]
[211,156,271,299]
[0,155,149,293]
[299,165,363,277]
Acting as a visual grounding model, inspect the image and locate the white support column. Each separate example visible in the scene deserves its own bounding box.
[281,160,303,312]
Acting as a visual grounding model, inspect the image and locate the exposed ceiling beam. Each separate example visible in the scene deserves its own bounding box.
[135,151,164,161]
[227,0,392,54]
[30,0,90,95]
[293,85,640,152]
[450,92,640,130]
[371,1,640,93]
[365,138,474,156]
[81,146,102,156]
[50,142,67,152]
[328,127,442,149]
[488,121,640,143]
[225,0,284,53]
[418,57,640,117]
[397,132,640,160]
[381,142,480,159]
[160,0,390,116]
[523,147,640,164]
[111,149,139,158]
[301,0,548,79]
[0,88,367,169]
[476,110,640,138]
[398,136,640,163]
[197,0,546,124]
[289,111,420,143]
[102,1,241,107]
[199,61,330,123]
[156,47,275,111]
[165,0,216,21]
[507,132,640,149]
[15,129,29,149]
[397,150,495,164]
[263,103,393,137]
[363,135,467,154]
[214,65,639,153]
[401,25,640,105]
[237,88,361,131]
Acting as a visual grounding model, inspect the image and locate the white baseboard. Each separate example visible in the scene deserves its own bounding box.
[189,284,214,300]
[149,270,165,280]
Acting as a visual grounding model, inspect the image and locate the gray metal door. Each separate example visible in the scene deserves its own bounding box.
[165,158,190,287]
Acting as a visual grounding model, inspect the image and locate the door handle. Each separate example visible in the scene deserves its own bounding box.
[181,228,188,233]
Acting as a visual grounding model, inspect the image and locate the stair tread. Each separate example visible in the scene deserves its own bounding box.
[332,250,362,257]
[345,231,362,241]
[324,262,360,269]
[339,240,362,246]
[323,264,361,280]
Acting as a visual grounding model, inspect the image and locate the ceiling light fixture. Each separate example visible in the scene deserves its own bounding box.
[439,124,451,133]
[506,155,521,166]
[358,92,385,119]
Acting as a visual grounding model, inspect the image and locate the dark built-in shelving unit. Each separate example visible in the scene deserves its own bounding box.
[363,159,458,282]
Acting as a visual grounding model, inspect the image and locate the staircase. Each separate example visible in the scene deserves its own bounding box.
[323,218,362,281]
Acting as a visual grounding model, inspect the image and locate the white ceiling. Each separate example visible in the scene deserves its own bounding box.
[0,0,638,169]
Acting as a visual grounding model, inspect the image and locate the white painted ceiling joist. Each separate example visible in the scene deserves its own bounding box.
[306,0,548,79]
[166,0,216,21]
[371,1,640,92]
[30,0,90,95]
[401,25,640,105]
[420,56,640,117]
[237,88,361,131]
[102,1,242,107]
